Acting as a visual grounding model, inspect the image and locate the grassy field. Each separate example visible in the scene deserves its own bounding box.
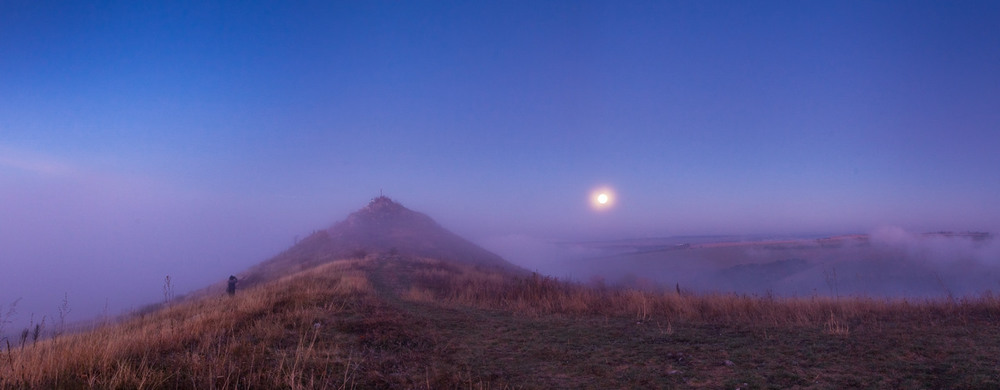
[2,255,1000,389]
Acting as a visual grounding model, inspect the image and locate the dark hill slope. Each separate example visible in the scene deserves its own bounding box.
[239,196,516,286]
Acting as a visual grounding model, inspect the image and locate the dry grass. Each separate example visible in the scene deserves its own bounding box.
[4,255,1000,388]
[402,257,1000,328]
[1,259,371,389]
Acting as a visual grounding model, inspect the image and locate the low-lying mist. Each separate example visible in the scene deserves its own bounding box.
[481,227,1000,298]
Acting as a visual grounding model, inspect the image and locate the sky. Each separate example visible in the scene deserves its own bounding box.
[2,1,1000,330]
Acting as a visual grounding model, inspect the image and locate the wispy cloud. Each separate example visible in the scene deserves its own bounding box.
[0,145,76,176]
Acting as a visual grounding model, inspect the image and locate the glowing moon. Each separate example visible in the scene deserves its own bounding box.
[590,187,616,211]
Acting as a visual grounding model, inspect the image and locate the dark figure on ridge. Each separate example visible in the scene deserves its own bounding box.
[227,275,238,296]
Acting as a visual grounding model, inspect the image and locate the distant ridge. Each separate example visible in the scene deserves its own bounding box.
[239,196,515,286]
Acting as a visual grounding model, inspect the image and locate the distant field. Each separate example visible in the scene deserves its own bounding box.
[3,255,999,388]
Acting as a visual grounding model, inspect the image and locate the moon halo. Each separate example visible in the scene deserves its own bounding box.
[589,187,616,211]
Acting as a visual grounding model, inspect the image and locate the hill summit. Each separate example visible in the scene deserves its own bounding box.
[240,196,515,285]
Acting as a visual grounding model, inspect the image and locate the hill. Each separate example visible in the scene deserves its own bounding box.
[237,196,516,287]
[4,200,1000,388]
[5,252,1000,388]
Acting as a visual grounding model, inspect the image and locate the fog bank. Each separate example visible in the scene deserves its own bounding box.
[482,228,1000,298]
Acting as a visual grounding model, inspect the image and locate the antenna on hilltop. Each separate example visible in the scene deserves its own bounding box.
[380,188,383,197]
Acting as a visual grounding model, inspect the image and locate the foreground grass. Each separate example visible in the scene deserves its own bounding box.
[2,255,1000,388]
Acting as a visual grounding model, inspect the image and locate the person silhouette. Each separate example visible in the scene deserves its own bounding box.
[227,275,238,296]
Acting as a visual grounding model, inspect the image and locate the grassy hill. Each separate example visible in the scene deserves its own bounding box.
[235,196,516,290]
[3,254,1000,389]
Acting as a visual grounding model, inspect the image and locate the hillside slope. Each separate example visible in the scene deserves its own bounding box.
[238,196,515,287]
[4,253,1000,389]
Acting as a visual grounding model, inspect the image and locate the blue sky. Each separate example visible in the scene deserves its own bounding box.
[3,1,999,238]
[2,1,1000,324]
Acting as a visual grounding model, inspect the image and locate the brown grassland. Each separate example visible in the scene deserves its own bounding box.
[3,255,1000,389]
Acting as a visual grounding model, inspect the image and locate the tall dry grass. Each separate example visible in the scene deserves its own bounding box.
[401,257,1000,330]
[5,254,1000,388]
[0,259,372,389]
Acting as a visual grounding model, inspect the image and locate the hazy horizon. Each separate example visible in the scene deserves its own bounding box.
[3,1,999,336]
